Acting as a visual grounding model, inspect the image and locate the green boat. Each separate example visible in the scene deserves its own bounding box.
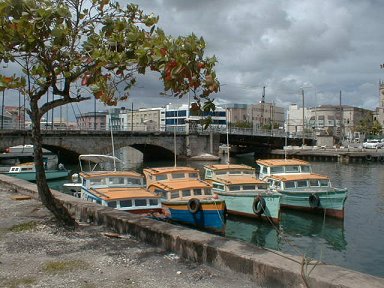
[256,159,348,218]
[4,162,70,181]
[204,164,282,224]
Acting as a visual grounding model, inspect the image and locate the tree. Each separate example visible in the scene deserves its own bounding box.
[0,0,219,226]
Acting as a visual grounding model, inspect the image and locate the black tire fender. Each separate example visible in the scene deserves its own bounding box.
[253,196,266,216]
[309,194,320,208]
[187,198,201,214]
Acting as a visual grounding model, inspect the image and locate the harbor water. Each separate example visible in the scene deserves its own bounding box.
[48,155,384,278]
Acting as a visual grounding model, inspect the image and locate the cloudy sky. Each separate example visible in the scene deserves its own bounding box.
[2,0,384,120]
[124,0,384,111]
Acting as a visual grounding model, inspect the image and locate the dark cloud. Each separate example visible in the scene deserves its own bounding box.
[2,0,383,121]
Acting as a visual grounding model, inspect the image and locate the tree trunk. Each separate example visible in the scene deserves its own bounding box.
[30,102,76,228]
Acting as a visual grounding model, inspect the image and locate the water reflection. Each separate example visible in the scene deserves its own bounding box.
[225,210,347,253]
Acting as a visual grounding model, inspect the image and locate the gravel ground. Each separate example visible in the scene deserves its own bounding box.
[0,187,259,288]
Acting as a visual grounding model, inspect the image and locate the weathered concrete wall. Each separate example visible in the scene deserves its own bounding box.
[0,174,383,288]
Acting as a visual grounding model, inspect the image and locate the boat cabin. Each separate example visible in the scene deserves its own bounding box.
[147,179,213,201]
[211,175,268,192]
[79,171,144,189]
[8,162,35,173]
[256,159,312,179]
[204,164,256,181]
[265,174,331,191]
[143,166,200,188]
[82,186,161,212]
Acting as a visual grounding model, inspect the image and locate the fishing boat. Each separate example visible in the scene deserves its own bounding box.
[0,144,59,172]
[256,159,347,218]
[77,154,162,215]
[203,164,281,224]
[3,162,69,181]
[143,166,226,233]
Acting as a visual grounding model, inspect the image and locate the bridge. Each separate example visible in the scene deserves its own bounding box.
[0,129,313,163]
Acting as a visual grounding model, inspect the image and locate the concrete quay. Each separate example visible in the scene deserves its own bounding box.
[1,174,383,288]
[271,146,384,163]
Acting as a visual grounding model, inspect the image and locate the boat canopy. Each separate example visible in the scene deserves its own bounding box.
[79,154,123,172]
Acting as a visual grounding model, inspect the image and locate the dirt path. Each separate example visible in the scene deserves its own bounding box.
[0,187,258,288]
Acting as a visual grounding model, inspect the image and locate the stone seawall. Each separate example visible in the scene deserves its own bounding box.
[0,174,383,288]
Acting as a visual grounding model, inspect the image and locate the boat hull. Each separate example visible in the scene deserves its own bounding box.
[162,200,226,233]
[214,192,281,224]
[5,170,69,181]
[279,188,347,219]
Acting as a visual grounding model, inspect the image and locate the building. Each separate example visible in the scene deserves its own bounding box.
[247,102,285,130]
[373,81,384,134]
[0,106,26,130]
[106,107,162,132]
[164,103,227,133]
[286,104,311,137]
[76,111,108,130]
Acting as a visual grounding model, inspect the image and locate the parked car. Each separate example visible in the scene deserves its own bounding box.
[363,139,383,149]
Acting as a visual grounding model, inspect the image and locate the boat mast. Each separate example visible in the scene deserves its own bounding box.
[226,109,230,164]
[109,119,117,171]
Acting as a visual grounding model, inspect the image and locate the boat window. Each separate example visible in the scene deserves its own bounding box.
[285,166,300,173]
[296,180,308,187]
[309,180,320,187]
[243,171,253,175]
[172,173,185,179]
[90,179,103,186]
[149,199,159,206]
[127,178,141,185]
[285,181,295,188]
[156,175,167,181]
[204,189,212,195]
[96,199,102,204]
[170,192,180,199]
[260,166,266,174]
[319,180,329,187]
[301,165,311,172]
[216,171,226,175]
[229,171,241,175]
[243,185,255,191]
[135,199,147,206]
[271,166,284,173]
[109,177,125,185]
[205,170,212,179]
[257,183,268,189]
[212,183,224,191]
[194,188,202,195]
[120,200,132,207]
[107,201,117,208]
[182,189,191,197]
[21,167,33,171]
[229,185,241,191]
[188,173,199,178]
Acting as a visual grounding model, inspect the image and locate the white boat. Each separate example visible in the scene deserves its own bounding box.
[0,144,58,172]
[74,154,162,215]
[3,162,69,181]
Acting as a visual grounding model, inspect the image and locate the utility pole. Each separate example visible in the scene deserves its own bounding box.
[260,86,265,130]
[302,88,305,146]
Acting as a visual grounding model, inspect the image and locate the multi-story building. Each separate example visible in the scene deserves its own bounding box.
[286,104,311,136]
[164,103,227,133]
[0,106,26,130]
[247,102,285,130]
[373,81,384,134]
[287,103,373,141]
[106,107,162,132]
[76,111,108,130]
